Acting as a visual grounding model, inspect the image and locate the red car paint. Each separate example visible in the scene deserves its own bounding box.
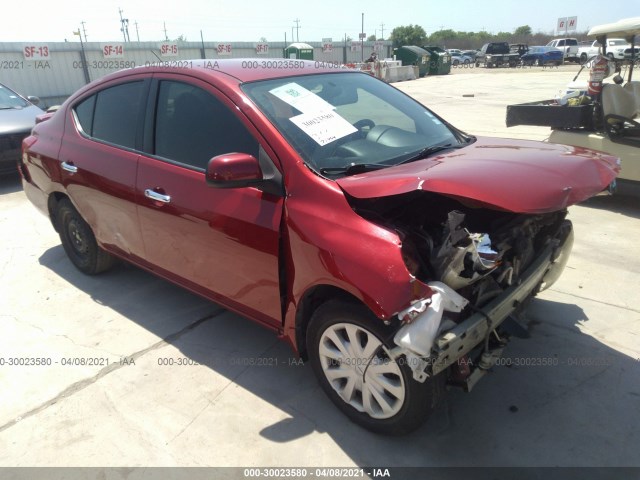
[337,137,619,213]
[20,60,618,357]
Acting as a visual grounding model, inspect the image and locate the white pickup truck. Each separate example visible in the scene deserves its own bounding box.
[546,38,579,62]
[578,38,631,63]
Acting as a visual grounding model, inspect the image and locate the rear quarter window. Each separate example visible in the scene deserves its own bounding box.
[73,95,96,135]
[72,81,144,149]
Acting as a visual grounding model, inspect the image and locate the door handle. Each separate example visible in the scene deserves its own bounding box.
[145,189,171,203]
[61,161,78,173]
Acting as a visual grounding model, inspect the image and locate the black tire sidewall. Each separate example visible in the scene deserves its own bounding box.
[57,200,101,274]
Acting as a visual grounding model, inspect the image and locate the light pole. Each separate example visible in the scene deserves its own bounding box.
[361,12,364,62]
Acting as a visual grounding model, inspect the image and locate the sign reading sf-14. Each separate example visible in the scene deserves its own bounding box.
[102,45,124,58]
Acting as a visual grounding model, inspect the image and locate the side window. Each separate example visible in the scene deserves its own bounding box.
[558,40,565,47]
[74,95,96,135]
[92,82,144,149]
[154,81,258,170]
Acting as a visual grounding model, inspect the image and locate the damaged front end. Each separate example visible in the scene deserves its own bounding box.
[350,191,574,391]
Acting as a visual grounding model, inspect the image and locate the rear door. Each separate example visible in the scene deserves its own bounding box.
[58,77,149,259]
[135,74,284,328]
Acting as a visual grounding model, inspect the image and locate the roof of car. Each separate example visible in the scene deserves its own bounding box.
[100,59,354,85]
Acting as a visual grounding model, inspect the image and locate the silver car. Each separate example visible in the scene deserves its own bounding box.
[0,83,44,175]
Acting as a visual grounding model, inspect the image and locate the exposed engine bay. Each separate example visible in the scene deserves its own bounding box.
[348,190,572,388]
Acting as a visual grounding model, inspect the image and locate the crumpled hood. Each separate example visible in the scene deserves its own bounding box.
[336,137,620,213]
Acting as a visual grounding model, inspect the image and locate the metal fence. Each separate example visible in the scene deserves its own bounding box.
[0,40,392,108]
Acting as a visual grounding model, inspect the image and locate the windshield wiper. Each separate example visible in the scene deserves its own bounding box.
[398,142,465,165]
[320,163,389,176]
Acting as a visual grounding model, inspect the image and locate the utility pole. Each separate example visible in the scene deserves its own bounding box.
[163,22,168,41]
[361,12,364,62]
[379,22,385,40]
[74,27,90,84]
[134,21,140,42]
[294,18,300,42]
[80,21,88,42]
[118,8,130,42]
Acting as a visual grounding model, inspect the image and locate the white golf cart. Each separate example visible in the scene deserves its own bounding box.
[507,17,640,196]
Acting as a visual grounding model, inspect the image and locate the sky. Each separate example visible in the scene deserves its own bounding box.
[0,0,635,43]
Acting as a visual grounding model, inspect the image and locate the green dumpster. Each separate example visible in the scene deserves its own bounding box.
[284,42,314,60]
[422,46,451,75]
[393,46,431,77]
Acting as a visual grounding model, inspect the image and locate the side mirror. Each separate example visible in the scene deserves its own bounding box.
[27,96,40,106]
[206,153,262,188]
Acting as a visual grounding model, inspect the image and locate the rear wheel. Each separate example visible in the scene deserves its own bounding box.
[307,300,445,435]
[56,199,115,275]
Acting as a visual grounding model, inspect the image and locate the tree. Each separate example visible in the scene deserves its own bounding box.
[259,36,267,42]
[174,34,186,42]
[367,34,376,41]
[514,25,532,36]
[390,24,427,47]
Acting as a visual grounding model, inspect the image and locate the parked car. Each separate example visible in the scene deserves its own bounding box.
[509,44,529,57]
[20,59,618,435]
[603,38,632,60]
[449,51,472,65]
[475,42,520,67]
[520,46,564,66]
[0,82,44,175]
[578,38,630,63]
[462,50,478,61]
[546,38,579,62]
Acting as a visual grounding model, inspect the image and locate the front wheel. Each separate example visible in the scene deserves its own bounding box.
[56,198,115,275]
[307,300,444,435]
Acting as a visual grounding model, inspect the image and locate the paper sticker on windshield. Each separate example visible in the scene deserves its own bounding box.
[290,110,357,146]
[269,82,334,114]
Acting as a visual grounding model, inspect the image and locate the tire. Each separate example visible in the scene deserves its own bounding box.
[56,198,115,275]
[580,53,588,64]
[464,59,470,65]
[306,300,445,435]
[534,58,541,66]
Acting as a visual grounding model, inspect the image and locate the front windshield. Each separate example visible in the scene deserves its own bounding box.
[242,72,464,177]
[0,84,29,109]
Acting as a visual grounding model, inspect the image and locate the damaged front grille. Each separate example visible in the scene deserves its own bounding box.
[351,191,570,383]
[357,191,568,308]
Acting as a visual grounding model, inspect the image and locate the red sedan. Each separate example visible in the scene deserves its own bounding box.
[20,59,618,434]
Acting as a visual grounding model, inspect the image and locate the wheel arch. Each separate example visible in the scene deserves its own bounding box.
[293,284,375,361]
[47,191,70,232]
